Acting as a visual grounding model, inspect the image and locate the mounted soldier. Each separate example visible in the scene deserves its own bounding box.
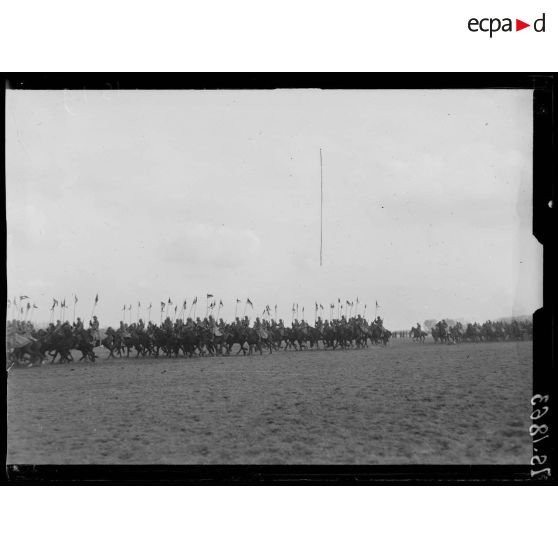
[118,320,132,340]
[255,317,268,340]
[209,315,222,337]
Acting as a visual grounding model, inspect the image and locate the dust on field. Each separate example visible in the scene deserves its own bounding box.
[7,340,532,464]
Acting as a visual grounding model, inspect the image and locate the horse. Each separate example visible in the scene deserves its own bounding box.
[434,321,451,344]
[7,333,44,368]
[73,328,97,362]
[410,326,427,343]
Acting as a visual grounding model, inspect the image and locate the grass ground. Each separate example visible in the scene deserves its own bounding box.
[7,339,532,464]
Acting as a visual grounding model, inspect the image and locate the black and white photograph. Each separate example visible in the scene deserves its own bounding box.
[5,81,545,473]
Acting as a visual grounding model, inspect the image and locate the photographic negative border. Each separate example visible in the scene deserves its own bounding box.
[2,72,556,484]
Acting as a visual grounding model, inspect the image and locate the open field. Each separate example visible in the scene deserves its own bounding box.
[7,339,532,464]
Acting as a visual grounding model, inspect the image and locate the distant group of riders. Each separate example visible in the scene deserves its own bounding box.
[6,314,392,367]
[409,319,533,344]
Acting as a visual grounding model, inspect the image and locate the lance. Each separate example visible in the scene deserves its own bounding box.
[148,303,152,323]
[192,299,197,320]
[90,294,99,321]
[166,300,170,319]
[274,305,277,321]
[174,305,177,320]
[364,304,367,319]
[24,302,30,321]
[50,305,54,323]
[235,299,239,319]
[205,294,214,318]
[320,147,323,266]
[160,303,164,324]
[355,298,359,316]
[302,307,305,322]
[217,300,223,319]
[296,303,299,320]
[291,304,295,324]
[122,305,126,322]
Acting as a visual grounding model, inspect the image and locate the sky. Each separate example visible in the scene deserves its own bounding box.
[6,89,541,329]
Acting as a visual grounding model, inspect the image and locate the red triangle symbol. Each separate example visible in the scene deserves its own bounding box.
[516,19,530,31]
